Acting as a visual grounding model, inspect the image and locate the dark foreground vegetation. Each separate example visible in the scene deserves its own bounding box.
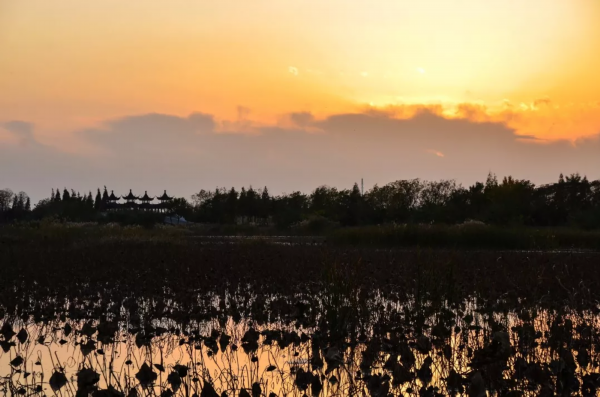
[7,220,600,251]
[2,228,600,396]
[329,224,600,250]
[2,172,600,230]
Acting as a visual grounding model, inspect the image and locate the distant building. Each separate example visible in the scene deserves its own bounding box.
[106,190,173,213]
[164,214,187,225]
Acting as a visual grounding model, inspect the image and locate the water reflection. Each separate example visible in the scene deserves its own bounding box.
[3,243,600,396]
[2,293,600,396]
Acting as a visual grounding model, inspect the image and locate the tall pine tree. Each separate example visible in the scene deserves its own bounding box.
[86,192,94,209]
[94,189,102,211]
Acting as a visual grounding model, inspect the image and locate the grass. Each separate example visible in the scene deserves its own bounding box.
[4,220,600,251]
[1,219,189,243]
[329,223,600,250]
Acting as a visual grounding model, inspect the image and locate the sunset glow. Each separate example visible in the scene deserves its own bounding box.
[2,0,600,139]
[1,1,600,199]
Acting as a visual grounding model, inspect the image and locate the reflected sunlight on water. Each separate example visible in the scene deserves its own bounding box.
[2,296,600,396]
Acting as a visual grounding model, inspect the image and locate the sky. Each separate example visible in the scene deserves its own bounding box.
[1,1,600,201]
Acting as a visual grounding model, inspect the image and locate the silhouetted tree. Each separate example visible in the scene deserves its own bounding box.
[171,197,193,220]
[246,186,259,222]
[260,187,271,223]
[273,191,308,228]
[0,190,13,210]
[3,171,600,228]
[86,192,94,209]
[238,187,248,223]
[94,189,102,210]
[417,180,458,223]
[311,186,342,220]
[342,183,364,226]
[226,188,238,223]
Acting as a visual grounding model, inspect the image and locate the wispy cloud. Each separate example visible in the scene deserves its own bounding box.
[427,149,444,158]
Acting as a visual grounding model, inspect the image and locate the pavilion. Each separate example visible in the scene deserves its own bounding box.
[105,190,174,213]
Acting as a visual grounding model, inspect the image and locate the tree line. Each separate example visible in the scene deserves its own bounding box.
[2,173,600,229]
[0,187,108,223]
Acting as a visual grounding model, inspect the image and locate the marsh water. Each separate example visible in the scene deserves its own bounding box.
[2,295,599,396]
[2,241,600,396]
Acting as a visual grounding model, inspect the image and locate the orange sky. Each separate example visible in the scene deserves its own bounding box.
[2,1,600,200]
[1,0,600,144]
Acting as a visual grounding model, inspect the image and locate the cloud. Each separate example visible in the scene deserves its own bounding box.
[0,122,101,199]
[533,97,551,108]
[2,120,37,146]
[106,112,215,135]
[289,112,315,128]
[220,106,254,133]
[3,120,34,136]
[1,109,600,203]
[84,112,215,154]
[427,149,444,158]
[361,99,600,141]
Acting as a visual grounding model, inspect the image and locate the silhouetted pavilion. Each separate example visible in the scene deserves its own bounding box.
[108,191,120,202]
[139,191,154,211]
[122,189,139,209]
[106,191,121,210]
[103,189,173,213]
[139,191,154,203]
[157,190,173,202]
[155,190,173,213]
[123,189,139,203]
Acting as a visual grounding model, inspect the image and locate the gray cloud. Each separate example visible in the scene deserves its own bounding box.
[289,112,315,128]
[1,110,600,203]
[3,120,36,146]
[1,122,102,199]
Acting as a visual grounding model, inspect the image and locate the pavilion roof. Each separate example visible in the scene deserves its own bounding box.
[157,190,173,201]
[108,191,120,201]
[139,191,154,201]
[123,189,139,201]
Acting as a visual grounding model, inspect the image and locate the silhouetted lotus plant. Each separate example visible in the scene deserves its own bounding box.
[2,237,600,395]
